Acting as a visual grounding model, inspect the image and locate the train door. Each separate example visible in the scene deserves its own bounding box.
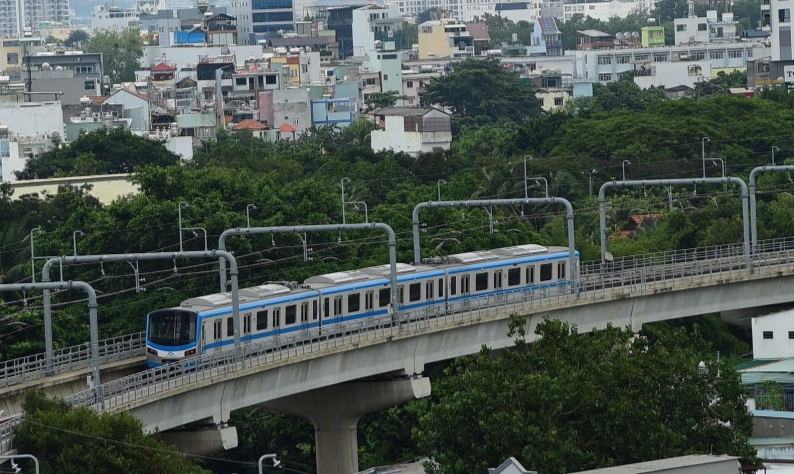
[273,308,281,338]
[494,270,505,303]
[300,302,310,339]
[201,321,208,353]
[333,295,344,334]
[461,275,471,296]
[243,313,252,341]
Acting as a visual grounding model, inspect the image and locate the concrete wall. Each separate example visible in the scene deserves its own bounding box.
[752,309,794,359]
[10,173,140,204]
[0,101,64,138]
[103,90,150,131]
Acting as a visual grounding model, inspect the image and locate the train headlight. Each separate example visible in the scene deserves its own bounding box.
[186,348,196,356]
[147,348,157,355]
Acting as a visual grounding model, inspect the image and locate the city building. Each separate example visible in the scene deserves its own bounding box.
[751,309,794,360]
[90,5,141,32]
[535,17,562,56]
[674,8,740,45]
[351,3,403,57]
[494,2,537,24]
[641,21,665,47]
[0,0,70,37]
[418,19,475,60]
[560,0,651,23]
[370,106,451,156]
[28,51,105,102]
[0,100,64,181]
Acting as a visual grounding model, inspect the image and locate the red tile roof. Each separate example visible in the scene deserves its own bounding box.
[278,123,296,133]
[151,62,176,72]
[233,119,268,131]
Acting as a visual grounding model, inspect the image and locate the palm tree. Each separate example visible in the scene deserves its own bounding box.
[0,223,32,286]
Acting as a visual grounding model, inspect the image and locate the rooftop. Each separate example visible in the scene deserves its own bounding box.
[268,36,331,47]
[233,119,268,131]
[374,106,445,116]
[578,29,611,38]
[569,455,740,474]
[466,22,491,41]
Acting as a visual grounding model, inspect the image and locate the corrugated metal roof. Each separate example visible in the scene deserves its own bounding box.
[741,359,794,373]
[753,410,794,420]
[569,455,740,474]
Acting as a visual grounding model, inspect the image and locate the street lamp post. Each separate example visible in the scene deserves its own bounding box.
[340,177,351,224]
[29,227,42,283]
[72,230,83,256]
[584,169,598,197]
[178,201,189,251]
[701,136,710,178]
[246,203,257,228]
[622,160,631,181]
[437,179,446,201]
[772,145,780,166]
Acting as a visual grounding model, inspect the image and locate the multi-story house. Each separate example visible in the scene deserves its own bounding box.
[674,9,740,45]
[351,3,404,57]
[370,106,452,157]
[418,19,475,60]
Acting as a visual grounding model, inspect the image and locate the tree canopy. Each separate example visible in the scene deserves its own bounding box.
[420,59,542,122]
[84,27,144,84]
[16,128,181,179]
[13,391,210,474]
[413,317,756,474]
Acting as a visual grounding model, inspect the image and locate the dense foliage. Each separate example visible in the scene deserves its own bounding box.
[83,27,145,83]
[14,391,210,474]
[414,318,755,474]
[17,128,181,179]
[5,80,794,474]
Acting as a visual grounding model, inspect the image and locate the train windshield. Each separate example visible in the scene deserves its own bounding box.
[148,310,197,347]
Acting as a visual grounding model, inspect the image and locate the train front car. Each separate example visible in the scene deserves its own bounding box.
[146,308,199,367]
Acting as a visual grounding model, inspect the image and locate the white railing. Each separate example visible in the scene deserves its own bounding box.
[0,332,145,389]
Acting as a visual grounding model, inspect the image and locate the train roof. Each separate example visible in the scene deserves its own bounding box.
[422,244,573,269]
[179,283,315,312]
[304,262,440,289]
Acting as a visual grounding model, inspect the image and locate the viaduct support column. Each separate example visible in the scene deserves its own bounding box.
[262,377,431,474]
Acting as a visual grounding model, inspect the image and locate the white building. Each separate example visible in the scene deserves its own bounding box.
[101,89,151,131]
[769,0,792,61]
[352,3,401,57]
[752,309,794,360]
[494,2,537,24]
[0,101,64,182]
[371,106,451,156]
[401,70,440,106]
[0,0,70,37]
[574,42,769,86]
[90,5,142,32]
[561,0,652,23]
[674,10,740,45]
[397,0,494,22]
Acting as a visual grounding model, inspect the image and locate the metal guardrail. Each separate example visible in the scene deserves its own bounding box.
[0,332,145,389]
[4,237,794,454]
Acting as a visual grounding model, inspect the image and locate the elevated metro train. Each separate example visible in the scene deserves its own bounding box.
[146,244,579,367]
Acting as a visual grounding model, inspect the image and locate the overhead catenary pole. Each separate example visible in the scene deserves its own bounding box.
[41,250,240,372]
[599,177,751,270]
[749,165,794,252]
[411,197,578,293]
[2,281,100,388]
[219,223,400,318]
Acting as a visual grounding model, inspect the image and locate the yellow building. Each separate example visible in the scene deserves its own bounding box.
[418,19,474,60]
[269,55,301,87]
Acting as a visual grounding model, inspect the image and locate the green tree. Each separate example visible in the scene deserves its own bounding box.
[414,317,756,474]
[420,59,542,122]
[364,90,408,112]
[652,0,690,23]
[64,29,90,47]
[17,128,180,179]
[84,27,144,83]
[14,391,210,474]
[588,78,666,113]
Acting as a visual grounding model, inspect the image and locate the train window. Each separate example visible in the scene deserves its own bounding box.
[438,278,444,297]
[348,293,361,312]
[450,276,457,295]
[379,288,390,307]
[300,303,308,322]
[324,298,330,317]
[214,320,222,339]
[425,281,433,301]
[558,262,566,279]
[227,317,234,337]
[256,310,268,330]
[274,308,281,327]
[540,263,552,281]
[244,313,251,334]
[475,272,488,291]
[365,291,374,310]
[312,301,318,320]
[409,283,421,302]
[508,268,521,286]
[285,305,297,325]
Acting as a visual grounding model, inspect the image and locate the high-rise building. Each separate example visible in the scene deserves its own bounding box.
[0,0,71,37]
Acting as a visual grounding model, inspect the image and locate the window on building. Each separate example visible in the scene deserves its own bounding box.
[728,49,743,58]
[84,80,95,90]
[653,53,668,62]
[698,22,707,31]
[789,331,794,339]
[676,24,686,31]
[781,8,791,22]
[597,55,611,65]
[293,118,299,125]
[6,53,18,65]
[406,80,414,88]
[710,50,724,59]
[554,97,563,106]
[616,55,631,64]
[598,73,612,81]
[763,331,774,339]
